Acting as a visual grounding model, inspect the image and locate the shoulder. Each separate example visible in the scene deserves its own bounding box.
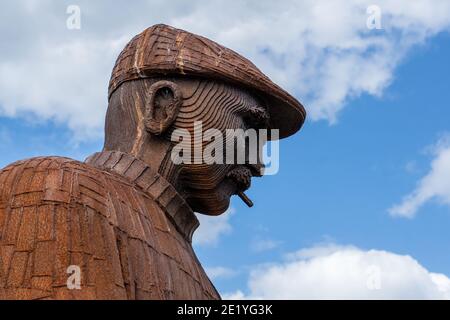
[0,155,94,183]
[0,156,73,191]
[0,156,111,206]
[0,155,83,173]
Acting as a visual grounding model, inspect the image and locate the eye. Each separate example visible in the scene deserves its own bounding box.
[241,113,253,130]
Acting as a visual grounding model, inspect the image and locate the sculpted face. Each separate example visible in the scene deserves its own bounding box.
[171,79,268,215]
[104,77,269,215]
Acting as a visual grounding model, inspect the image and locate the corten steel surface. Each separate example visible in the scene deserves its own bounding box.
[0,154,218,299]
[0,24,305,300]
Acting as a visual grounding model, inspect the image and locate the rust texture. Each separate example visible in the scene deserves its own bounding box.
[0,155,218,299]
[0,24,306,299]
[109,24,306,139]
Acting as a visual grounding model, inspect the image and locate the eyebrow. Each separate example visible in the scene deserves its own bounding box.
[244,104,270,128]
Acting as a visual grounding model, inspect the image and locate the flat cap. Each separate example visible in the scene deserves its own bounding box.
[109,24,306,139]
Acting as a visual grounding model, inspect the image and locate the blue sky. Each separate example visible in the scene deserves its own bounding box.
[1,1,450,299]
[194,31,450,297]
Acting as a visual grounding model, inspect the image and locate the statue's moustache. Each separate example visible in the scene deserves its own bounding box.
[227,166,252,190]
[226,166,255,207]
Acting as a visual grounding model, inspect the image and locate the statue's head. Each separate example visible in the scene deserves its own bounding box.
[104,24,306,215]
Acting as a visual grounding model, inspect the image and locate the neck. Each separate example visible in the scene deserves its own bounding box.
[107,135,184,197]
[85,149,198,242]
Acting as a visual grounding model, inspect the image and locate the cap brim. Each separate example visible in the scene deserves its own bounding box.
[262,92,306,140]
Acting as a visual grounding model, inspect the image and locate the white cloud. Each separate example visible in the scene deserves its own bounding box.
[1,1,450,139]
[389,134,450,218]
[193,208,234,246]
[205,266,237,280]
[222,290,246,300]
[0,38,126,140]
[224,244,450,299]
[251,238,282,253]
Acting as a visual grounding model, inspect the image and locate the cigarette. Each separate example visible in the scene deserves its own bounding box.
[237,191,253,207]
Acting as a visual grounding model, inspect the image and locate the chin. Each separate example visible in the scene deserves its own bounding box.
[186,178,236,215]
[190,197,230,216]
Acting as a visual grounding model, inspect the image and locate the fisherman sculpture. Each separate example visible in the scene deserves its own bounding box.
[0,24,306,299]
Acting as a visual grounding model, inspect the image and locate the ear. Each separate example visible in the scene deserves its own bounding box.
[144,80,182,135]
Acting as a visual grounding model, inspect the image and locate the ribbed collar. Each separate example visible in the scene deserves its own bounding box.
[85,150,199,243]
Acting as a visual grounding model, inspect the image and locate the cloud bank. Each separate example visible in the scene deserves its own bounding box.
[224,244,450,299]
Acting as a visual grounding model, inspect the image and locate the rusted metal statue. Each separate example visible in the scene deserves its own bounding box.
[0,24,305,299]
